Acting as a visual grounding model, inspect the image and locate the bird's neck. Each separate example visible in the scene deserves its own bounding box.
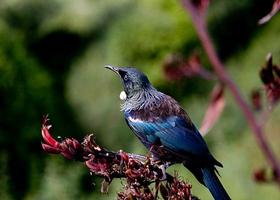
[121,86,163,112]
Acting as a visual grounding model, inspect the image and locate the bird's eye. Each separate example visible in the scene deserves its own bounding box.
[123,74,128,81]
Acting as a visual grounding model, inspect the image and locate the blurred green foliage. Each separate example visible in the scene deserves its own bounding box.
[0,0,279,199]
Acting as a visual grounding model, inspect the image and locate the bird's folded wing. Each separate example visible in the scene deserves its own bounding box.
[127,115,210,157]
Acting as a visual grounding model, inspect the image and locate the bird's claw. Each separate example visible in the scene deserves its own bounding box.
[158,164,167,180]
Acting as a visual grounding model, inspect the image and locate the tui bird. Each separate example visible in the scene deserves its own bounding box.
[105,65,231,200]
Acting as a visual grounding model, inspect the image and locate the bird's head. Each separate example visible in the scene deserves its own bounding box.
[105,65,151,100]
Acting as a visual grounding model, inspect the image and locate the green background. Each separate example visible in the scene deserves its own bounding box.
[0,0,279,199]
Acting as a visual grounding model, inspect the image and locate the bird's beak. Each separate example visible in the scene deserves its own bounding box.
[105,65,120,74]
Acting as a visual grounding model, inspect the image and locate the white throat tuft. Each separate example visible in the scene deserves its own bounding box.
[119,91,127,101]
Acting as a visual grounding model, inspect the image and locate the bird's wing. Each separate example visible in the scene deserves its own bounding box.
[126,115,210,158]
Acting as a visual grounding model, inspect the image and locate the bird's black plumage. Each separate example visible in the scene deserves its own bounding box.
[106,65,231,200]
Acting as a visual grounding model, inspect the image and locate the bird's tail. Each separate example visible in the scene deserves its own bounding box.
[202,167,231,200]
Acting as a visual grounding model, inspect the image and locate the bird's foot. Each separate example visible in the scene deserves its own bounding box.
[150,159,168,181]
[158,164,167,180]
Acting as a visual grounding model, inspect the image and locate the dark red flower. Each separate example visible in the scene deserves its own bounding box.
[41,117,82,160]
[253,168,267,183]
[251,89,262,111]
[163,53,214,81]
[260,54,280,105]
